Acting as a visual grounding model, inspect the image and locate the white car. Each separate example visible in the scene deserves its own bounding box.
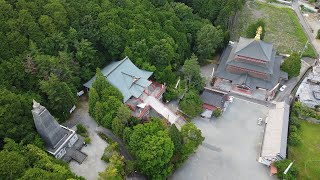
[279,85,287,92]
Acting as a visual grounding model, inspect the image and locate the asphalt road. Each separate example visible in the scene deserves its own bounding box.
[292,0,320,57]
[274,58,315,102]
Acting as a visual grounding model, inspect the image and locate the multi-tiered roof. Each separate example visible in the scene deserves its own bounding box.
[215,27,288,90]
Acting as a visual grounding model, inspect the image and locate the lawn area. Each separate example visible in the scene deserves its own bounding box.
[231,0,317,58]
[288,120,320,179]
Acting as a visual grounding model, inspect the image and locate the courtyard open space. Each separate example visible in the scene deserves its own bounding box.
[170,98,276,180]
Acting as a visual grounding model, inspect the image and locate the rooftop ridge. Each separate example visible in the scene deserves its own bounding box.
[105,56,129,77]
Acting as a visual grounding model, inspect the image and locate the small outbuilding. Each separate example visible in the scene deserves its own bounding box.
[201,88,230,118]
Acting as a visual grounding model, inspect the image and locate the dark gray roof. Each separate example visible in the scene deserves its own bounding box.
[84,57,153,102]
[31,100,68,149]
[215,44,288,90]
[201,89,228,109]
[235,37,273,62]
[226,47,276,74]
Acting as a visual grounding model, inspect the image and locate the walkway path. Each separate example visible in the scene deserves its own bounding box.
[145,96,186,129]
[66,98,108,180]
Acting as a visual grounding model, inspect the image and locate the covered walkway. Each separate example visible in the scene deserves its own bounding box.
[144,96,186,129]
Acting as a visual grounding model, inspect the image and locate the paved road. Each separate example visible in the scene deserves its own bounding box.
[274,58,315,102]
[292,0,320,57]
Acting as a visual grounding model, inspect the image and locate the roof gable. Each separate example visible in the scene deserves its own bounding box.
[235,37,273,62]
[84,57,153,102]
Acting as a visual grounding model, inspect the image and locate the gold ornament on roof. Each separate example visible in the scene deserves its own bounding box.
[255,26,263,40]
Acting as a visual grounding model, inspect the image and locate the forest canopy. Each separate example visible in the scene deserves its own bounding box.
[0,0,243,148]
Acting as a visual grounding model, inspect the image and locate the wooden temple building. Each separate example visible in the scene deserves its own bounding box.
[214,27,288,100]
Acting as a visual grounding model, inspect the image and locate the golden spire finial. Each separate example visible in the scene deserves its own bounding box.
[255,26,263,40]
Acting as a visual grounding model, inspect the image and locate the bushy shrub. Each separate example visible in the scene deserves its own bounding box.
[84,137,91,144]
[76,124,88,137]
[179,90,203,118]
[281,52,301,78]
[213,109,222,118]
[288,132,302,146]
[274,159,299,179]
[246,19,266,39]
[289,125,298,133]
[125,160,135,175]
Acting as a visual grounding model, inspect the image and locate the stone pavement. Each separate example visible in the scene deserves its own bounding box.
[67,98,108,180]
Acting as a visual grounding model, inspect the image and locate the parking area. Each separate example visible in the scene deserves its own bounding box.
[170,98,276,180]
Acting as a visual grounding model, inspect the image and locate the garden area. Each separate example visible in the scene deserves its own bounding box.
[286,102,320,179]
[231,0,316,58]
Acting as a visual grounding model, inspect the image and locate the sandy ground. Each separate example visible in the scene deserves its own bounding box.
[169,98,276,180]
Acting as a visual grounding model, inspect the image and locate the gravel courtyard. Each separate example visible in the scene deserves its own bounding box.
[170,98,276,180]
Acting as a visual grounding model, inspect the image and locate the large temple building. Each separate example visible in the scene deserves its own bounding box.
[32,100,87,163]
[84,57,186,128]
[214,27,288,100]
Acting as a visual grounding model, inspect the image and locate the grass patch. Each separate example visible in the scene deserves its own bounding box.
[232,1,317,58]
[288,120,320,179]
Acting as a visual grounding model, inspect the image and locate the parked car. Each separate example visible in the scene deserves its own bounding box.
[280,85,287,92]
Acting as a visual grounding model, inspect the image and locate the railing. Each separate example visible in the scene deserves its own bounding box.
[138,105,150,118]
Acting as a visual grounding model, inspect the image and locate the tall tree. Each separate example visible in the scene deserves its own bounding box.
[128,119,174,179]
[0,89,39,148]
[179,90,203,118]
[196,24,224,62]
[179,123,204,163]
[40,74,77,122]
[168,124,183,154]
[281,52,301,78]
[182,54,204,91]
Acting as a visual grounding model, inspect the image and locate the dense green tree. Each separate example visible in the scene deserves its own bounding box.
[168,124,183,154]
[179,90,203,118]
[99,152,125,180]
[179,123,204,164]
[281,52,301,78]
[196,24,224,62]
[0,139,79,180]
[74,39,98,81]
[213,108,222,118]
[182,54,204,91]
[0,89,39,148]
[274,159,298,180]
[0,151,28,179]
[128,119,174,179]
[112,105,131,138]
[91,68,110,97]
[40,74,77,121]
[88,88,99,115]
[246,19,266,40]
